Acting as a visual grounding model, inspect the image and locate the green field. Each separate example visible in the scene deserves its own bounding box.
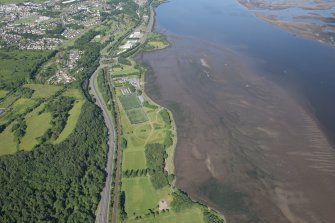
[20,106,52,151]
[122,150,147,170]
[24,84,61,99]
[0,90,8,99]
[119,94,148,124]
[119,94,142,110]
[127,108,148,124]
[11,98,37,114]
[122,177,160,215]
[112,67,141,76]
[125,207,205,223]
[116,87,205,223]
[0,123,17,155]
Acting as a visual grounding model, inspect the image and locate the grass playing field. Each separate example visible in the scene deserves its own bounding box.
[122,177,160,215]
[126,108,148,124]
[119,94,142,110]
[119,93,148,124]
[122,150,147,170]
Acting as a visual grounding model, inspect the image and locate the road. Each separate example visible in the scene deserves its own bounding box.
[92,4,155,223]
[89,65,115,223]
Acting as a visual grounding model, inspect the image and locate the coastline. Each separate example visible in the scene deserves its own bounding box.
[138,1,227,221]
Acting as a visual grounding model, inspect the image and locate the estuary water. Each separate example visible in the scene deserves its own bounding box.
[141,0,335,222]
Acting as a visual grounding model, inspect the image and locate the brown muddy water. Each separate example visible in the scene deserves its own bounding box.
[139,35,335,223]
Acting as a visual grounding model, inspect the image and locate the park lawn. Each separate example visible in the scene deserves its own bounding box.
[122,150,146,170]
[24,84,61,99]
[54,99,84,144]
[0,123,17,156]
[0,90,8,98]
[124,207,205,223]
[122,177,160,215]
[19,105,51,151]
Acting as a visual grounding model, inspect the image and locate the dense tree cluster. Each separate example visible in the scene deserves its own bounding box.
[203,210,225,223]
[123,168,148,177]
[170,190,193,212]
[119,191,127,220]
[159,109,171,125]
[11,116,27,143]
[73,30,100,50]
[0,103,108,222]
[145,143,169,189]
[17,87,34,98]
[45,96,75,140]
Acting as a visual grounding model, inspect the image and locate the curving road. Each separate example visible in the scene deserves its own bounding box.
[90,65,115,223]
[91,4,155,223]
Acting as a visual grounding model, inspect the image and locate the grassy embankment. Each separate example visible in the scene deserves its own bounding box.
[95,25,224,221]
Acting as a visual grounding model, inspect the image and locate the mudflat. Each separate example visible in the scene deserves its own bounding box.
[140,34,335,223]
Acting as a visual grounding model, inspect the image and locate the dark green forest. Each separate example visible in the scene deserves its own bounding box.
[145,143,169,189]
[0,103,108,222]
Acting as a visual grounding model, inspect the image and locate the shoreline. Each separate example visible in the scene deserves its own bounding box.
[139,1,227,221]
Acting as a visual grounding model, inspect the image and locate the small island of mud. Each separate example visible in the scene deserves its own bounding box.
[237,0,335,46]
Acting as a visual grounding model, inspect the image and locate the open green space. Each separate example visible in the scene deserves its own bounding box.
[126,108,148,124]
[122,150,146,170]
[122,177,160,215]
[145,32,169,51]
[125,207,205,223]
[11,98,37,114]
[119,94,142,110]
[24,84,61,99]
[112,67,141,76]
[0,123,17,156]
[0,90,8,99]
[147,41,168,49]
[20,107,52,151]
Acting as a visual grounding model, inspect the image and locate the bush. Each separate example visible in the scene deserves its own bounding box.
[160,109,171,125]
[171,190,193,212]
[203,210,225,223]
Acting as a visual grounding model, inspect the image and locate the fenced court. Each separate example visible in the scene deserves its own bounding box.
[119,93,148,124]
